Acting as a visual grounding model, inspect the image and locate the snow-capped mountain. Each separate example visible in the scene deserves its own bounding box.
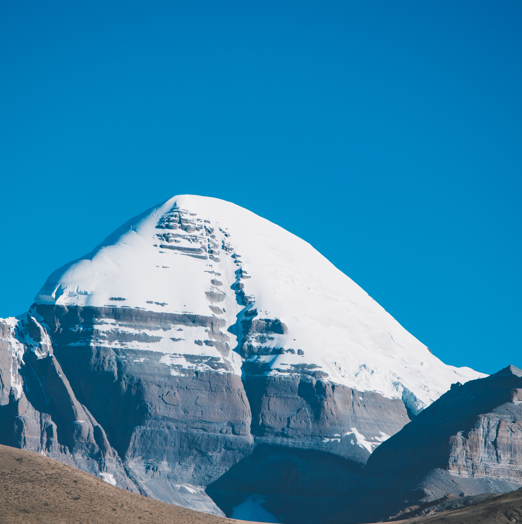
[37,195,480,414]
[0,195,484,521]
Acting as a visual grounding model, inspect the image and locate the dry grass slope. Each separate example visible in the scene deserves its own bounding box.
[390,489,522,524]
[0,444,239,524]
[3,443,522,524]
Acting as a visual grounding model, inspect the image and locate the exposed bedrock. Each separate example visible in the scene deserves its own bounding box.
[329,366,522,524]
[34,306,254,486]
[244,374,411,462]
[364,366,522,484]
[35,304,226,334]
[201,375,413,522]
[1,303,422,519]
[0,322,17,405]
[0,316,134,492]
[0,307,251,514]
[34,305,412,463]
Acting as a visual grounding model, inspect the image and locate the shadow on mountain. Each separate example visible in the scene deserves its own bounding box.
[206,444,362,523]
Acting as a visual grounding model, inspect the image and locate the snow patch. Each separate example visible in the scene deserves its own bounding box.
[375,431,390,442]
[177,484,198,494]
[100,473,117,486]
[346,428,374,454]
[1,318,25,401]
[322,433,343,444]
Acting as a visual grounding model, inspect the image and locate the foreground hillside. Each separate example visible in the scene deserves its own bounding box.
[392,489,522,524]
[3,443,522,524]
[0,444,235,524]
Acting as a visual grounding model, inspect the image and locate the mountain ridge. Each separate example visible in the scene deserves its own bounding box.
[330,365,522,523]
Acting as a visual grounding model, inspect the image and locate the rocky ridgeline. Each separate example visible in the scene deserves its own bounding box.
[330,366,522,523]
[0,315,137,492]
[364,365,522,487]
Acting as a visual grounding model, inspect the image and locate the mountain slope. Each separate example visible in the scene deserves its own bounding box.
[0,195,484,521]
[331,366,522,523]
[36,195,481,414]
[392,488,522,524]
[0,443,236,524]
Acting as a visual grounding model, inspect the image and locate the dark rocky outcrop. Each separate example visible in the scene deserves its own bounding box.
[0,315,135,494]
[364,365,522,487]
[35,304,252,513]
[331,366,522,523]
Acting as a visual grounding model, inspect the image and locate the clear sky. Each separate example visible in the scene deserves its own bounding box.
[0,1,520,375]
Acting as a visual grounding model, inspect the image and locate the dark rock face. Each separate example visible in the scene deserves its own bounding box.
[245,374,409,464]
[0,315,135,494]
[8,302,519,524]
[0,304,415,520]
[34,304,253,514]
[207,445,363,523]
[330,366,522,524]
[364,366,522,485]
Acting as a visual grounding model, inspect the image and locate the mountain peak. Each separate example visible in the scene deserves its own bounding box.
[1,195,488,521]
[34,195,483,413]
[499,365,522,377]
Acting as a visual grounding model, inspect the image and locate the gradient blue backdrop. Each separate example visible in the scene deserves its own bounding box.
[1,1,520,375]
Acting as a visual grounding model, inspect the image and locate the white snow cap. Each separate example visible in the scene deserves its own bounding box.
[35,195,484,413]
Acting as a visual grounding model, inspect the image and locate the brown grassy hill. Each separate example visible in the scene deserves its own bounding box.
[0,444,239,524]
[3,443,522,524]
[389,488,522,524]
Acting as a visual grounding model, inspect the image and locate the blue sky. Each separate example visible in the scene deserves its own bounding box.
[0,1,520,375]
